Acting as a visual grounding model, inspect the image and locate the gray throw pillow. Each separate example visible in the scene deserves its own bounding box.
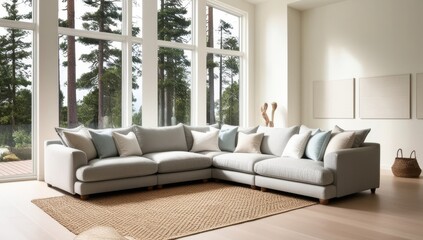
[333,125,371,148]
[257,125,300,156]
[55,125,85,146]
[134,123,188,154]
[89,129,118,159]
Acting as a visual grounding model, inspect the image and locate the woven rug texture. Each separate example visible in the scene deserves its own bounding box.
[32,182,316,240]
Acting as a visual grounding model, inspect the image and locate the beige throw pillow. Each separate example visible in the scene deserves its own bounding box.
[112,132,143,157]
[324,131,356,156]
[234,132,264,153]
[63,130,97,160]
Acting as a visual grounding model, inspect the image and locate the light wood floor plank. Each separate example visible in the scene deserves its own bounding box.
[0,170,421,240]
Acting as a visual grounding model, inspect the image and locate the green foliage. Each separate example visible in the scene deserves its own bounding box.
[132,106,142,125]
[158,0,191,43]
[12,129,31,148]
[157,0,192,126]
[0,0,32,147]
[221,82,239,125]
[207,16,239,125]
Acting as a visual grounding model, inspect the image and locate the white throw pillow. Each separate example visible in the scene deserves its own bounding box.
[112,132,143,157]
[324,131,356,156]
[190,130,220,152]
[234,132,264,153]
[282,131,312,158]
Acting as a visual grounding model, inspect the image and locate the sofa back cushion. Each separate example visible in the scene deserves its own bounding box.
[257,125,299,156]
[135,123,188,154]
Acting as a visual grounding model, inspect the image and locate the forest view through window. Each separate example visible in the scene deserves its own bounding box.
[0,0,34,179]
[58,0,142,129]
[206,6,240,125]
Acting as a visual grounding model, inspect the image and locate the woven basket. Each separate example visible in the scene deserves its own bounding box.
[391,149,422,178]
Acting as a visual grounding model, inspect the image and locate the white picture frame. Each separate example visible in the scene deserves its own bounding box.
[359,74,410,119]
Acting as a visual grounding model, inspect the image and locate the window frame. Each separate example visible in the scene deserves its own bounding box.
[205,0,247,126]
[0,0,38,181]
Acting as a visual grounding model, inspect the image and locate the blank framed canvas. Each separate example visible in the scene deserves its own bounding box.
[417,73,423,119]
[313,79,355,119]
[359,74,410,119]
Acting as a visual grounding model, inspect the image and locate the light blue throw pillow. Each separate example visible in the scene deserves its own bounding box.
[305,130,331,161]
[219,125,238,152]
[89,129,118,159]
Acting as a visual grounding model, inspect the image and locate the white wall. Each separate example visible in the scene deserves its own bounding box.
[255,0,288,127]
[301,0,423,169]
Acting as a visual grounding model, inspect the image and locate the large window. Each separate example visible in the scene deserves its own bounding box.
[58,0,141,129]
[157,0,193,126]
[0,0,35,180]
[206,5,241,125]
[58,0,245,128]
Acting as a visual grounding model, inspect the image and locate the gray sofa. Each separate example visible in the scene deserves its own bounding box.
[44,124,380,204]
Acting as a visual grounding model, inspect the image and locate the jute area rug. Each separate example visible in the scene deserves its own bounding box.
[32,182,316,240]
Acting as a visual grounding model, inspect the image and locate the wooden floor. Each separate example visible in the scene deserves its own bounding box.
[0,160,33,177]
[0,170,421,240]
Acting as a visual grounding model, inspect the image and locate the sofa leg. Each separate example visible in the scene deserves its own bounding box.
[261,187,267,192]
[157,185,163,189]
[371,188,376,194]
[319,199,329,205]
[202,179,209,183]
[80,195,89,200]
[147,186,154,191]
[251,185,257,190]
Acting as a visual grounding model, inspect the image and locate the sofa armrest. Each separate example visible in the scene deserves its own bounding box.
[44,140,88,194]
[324,143,380,197]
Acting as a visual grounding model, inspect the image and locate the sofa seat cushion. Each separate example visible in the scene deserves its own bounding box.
[196,151,227,158]
[213,153,276,174]
[143,151,212,173]
[254,158,334,186]
[76,156,158,182]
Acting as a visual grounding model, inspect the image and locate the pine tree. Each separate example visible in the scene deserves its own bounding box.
[0,0,32,133]
[157,0,191,126]
[67,0,78,127]
[206,6,216,124]
[217,19,236,124]
[78,0,122,128]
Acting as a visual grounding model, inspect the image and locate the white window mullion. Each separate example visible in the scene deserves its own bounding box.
[157,40,195,51]
[206,47,243,57]
[58,27,126,42]
[0,18,35,30]
[192,0,207,126]
[121,0,132,127]
[142,0,158,127]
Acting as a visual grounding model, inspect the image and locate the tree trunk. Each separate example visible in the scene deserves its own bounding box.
[207,7,215,124]
[11,29,16,130]
[97,0,105,128]
[67,0,77,127]
[219,25,223,124]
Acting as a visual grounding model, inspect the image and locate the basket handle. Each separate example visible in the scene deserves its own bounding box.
[397,148,403,158]
[410,150,416,159]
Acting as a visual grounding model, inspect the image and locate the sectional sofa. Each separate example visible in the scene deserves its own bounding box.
[44,123,380,204]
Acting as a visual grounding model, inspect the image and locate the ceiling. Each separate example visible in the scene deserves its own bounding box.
[244,0,346,11]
